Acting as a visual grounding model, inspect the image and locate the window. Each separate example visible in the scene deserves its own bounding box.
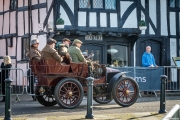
[169,0,180,8]
[10,0,17,10]
[22,38,30,60]
[79,0,116,10]
[107,45,128,67]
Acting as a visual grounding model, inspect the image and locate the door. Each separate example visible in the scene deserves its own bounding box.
[81,44,104,64]
[136,39,161,66]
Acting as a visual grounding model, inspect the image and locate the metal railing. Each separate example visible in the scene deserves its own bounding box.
[162,104,180,120]
[0,68,25,101]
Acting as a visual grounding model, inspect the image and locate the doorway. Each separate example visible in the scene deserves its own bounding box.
[81,44,104,64]
[136,39,161,66]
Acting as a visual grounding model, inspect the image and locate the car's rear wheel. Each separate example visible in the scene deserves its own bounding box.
[112,77,139,107]
[35,87,57,106]
[54,78,84,109]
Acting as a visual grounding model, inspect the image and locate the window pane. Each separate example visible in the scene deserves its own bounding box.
[170,0,175,7]
[107,45,128,67]
[79,0,91,8]
[93,0,103,9]
[105,0,116,10]
[14,0,17,9]
[22,38,30,59]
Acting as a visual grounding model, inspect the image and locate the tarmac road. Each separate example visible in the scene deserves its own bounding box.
[0,94,180,120]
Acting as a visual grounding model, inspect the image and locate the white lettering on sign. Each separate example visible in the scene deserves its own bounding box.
[85,35,103,41]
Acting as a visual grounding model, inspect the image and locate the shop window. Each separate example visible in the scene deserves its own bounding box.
[107,45,128,67]
[79,0,116,10]
[22,38,30,60]
[10,0,17,10]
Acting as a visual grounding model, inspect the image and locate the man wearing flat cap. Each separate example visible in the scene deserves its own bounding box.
[57,38,71,64]
[41,38,63,62]
[29,38,41,62]
[68,39,86,63]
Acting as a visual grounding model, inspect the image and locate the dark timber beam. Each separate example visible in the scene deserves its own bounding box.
[43,0,54,29]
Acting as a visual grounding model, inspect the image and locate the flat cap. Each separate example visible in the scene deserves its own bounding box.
[47,38,57,45]
[62,38,71,43]
[73,39,83,45]
[30,38,39,45]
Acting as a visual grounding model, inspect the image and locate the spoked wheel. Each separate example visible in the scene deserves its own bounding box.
[112,77,139,107]
[54,78,84,109]
[93,96,113,104]
[35,87,57,106]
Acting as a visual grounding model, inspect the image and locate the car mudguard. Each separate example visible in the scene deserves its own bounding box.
[106,72,128,99]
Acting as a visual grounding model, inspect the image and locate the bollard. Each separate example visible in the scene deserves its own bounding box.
[85,77,94,119]
[4,78,13,120]
[159,75,167,114]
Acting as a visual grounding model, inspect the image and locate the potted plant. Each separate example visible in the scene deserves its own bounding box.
[56,18,64,29]
[139,20,147,30]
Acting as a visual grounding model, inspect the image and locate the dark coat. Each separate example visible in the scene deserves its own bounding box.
[0,62,12,95]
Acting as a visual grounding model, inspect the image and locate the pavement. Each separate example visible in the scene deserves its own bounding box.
[0,92,179,120]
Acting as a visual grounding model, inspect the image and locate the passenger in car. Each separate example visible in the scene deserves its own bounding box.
[41,38,63,62]
[68,39,86,63]
[57,38,71,64]
[29,38,41,62]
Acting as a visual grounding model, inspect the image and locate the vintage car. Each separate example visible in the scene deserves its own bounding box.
[30,56,139,109]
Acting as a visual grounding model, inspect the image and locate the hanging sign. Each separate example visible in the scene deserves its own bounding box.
[85,35,103,41]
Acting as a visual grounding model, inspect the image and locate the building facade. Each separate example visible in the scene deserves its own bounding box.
[0,0,179,69]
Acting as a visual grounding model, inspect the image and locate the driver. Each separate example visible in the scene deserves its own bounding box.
[68,39,86,63]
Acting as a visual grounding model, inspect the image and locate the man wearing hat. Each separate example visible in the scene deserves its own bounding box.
[57,38,71,64]
[29,38,41,62]
[28,38,41,101]
[41,38,63,62]
[68,39,86,63]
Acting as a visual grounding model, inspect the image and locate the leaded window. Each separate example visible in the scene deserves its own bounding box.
[169,0,180,8]
[10,0,17,10]
[79,0,116,10]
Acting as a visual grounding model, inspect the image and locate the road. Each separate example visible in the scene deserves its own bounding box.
[0,94,179,119]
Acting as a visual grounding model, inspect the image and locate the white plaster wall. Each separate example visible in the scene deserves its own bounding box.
[0,15,3,34]
[110,13,117,27]
[141,0,145,8]
[18,12,24,36]
[24,11,29,34]
[48,0,54,30]
[170,12,176,35]
[10,11,16,34]
[60,5,71,26]
[160,0,168,35]
[3,13,9,34]
[65,0,74,14]
[4,0,10,11]
[149,23,155,34]
[149,0,156,34]
[120,1,133,18]
[0,39,6,56]
[123,8,137,28]
[40,0,46,3]
[78,12,86,26]
[38,35,47,50]
[32,9,39,33]
[31,0,38,5]
[18,0,24,7]
[100,13,107,27]
[89,12,97,27]
[0,0,3,12]
[16,37,22,60]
